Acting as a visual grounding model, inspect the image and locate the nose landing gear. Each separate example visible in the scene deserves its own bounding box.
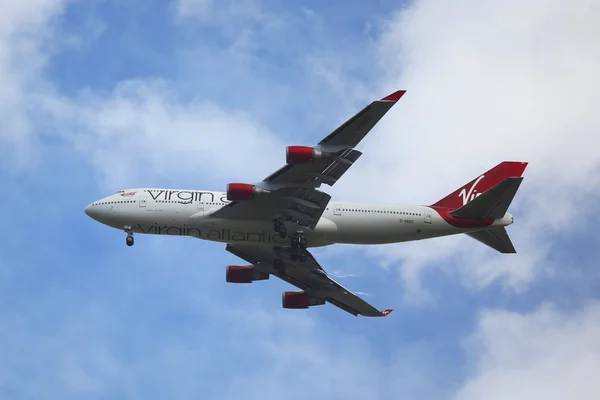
[124,226,134,247]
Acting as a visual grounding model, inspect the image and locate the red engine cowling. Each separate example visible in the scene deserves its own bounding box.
[282,291,309,309]
[226,265,269,283]
[226,183,270,201]
[286,146,329,164]
[282,291,326,309]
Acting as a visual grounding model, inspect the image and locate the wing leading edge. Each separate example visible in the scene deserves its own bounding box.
[226,244,393,317]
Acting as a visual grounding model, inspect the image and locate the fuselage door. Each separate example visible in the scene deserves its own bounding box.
[424,209,432,224]
[139,196,147,207]
[197,200,205,216]
[334,204,342,216]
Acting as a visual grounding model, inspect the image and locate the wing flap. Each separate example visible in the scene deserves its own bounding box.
[264,148,362,186]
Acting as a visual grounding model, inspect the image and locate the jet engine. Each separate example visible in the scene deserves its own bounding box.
[226,183,270,201]
[282,291,325,309]
[286,146,330,164]
[226,265,269,283]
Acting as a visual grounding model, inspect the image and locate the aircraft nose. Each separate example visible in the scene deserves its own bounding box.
[84,202,101,221]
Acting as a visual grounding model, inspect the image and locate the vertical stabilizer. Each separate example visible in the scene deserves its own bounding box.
[450,177,523,219]
[431,161,528,210]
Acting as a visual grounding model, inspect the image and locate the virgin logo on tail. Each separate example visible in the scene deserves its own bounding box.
[459,175,484,205]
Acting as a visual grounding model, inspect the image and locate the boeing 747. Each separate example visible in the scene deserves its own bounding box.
[84,90,528,317]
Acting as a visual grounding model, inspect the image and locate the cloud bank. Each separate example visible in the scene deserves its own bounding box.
[0,0,598,399]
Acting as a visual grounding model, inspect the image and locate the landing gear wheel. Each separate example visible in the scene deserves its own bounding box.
[290,231,307,250]
[273,217,287,238]
[290,249,307,263]
[124,225,134,247]
[289,231,307,262]
[290,250,306,262]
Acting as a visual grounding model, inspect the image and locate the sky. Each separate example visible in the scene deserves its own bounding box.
[1,0,599,398]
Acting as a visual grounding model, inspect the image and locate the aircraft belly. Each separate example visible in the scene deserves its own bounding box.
[131,216,334,247]
[329,212,465,245]
[330,216,413,244]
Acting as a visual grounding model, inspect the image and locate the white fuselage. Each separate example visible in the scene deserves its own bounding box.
[84,188,513,247]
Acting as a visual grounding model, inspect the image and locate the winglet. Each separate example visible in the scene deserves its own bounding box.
[381,309,393,317]
[380,90,406,102]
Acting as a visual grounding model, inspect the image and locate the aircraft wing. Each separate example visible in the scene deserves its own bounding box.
[209,90,406,229]
[226,244,393,317]
[263,90,405,186]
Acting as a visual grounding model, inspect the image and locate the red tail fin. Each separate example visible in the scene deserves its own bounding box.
[431,161,528,210]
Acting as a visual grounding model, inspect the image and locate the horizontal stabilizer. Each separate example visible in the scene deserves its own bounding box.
[450,177,523,219]
[467,227,516,253]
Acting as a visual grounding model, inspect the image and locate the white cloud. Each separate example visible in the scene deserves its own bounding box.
[457,302,600,400]
[0,0,287,193]
[0,299,129,399]
[42,79,284,190]
[329,0,600,295]
[173,0,282,55]
[0,0,72,170]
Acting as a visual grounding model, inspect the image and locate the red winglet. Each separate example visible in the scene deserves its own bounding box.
[381,309,393,317]
[380,90,406,102]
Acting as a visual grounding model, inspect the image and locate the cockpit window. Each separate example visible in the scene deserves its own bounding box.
[115,191,124,194]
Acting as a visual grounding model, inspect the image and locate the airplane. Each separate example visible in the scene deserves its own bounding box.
[84,89,528,317]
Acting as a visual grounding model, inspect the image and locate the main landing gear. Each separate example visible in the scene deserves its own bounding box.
[272,230,309,275]
[124,226,134,247]
[273,217,287,238]
[290,230,307,262]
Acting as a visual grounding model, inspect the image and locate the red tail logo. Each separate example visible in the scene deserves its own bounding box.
[458,175,484,206]
[431,161,528,210]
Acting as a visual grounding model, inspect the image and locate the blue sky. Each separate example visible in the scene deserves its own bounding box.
[1,0,600,399]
